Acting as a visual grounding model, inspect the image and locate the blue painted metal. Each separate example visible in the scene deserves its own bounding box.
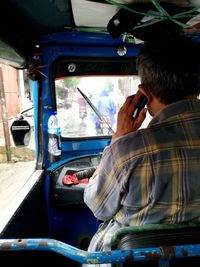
[40,31,140,49]
[175,244,200,257]
[0,238,199,266]
[30,80,39,160]
[47,153,100,171]
[38,30,140,167]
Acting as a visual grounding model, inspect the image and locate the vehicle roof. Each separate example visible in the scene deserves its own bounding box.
[0,0,117,63]
[0,0,199,68]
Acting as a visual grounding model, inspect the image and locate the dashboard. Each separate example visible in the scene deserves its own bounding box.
[51,154,101,206]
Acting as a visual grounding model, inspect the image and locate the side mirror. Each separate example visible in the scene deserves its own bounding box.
[10,115,31,146]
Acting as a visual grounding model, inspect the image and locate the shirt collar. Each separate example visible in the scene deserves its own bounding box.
[149,99,200,126]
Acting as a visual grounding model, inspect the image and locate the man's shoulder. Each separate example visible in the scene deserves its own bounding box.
[110,128,152,157]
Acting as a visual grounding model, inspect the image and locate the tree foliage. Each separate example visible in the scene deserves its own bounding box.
[63,78,80,88]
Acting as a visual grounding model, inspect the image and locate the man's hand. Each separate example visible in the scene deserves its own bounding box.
[112,91,147,142]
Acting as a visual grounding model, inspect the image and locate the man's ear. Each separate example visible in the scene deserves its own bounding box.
[138,84,152,102]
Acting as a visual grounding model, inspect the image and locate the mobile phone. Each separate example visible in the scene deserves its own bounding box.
[133,94,148,118]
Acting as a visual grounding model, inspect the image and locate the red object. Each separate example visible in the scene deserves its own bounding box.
[62,174,89,185]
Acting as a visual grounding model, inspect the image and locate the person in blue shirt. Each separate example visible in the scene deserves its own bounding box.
[92,90,116,134]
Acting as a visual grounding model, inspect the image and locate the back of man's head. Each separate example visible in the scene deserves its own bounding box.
[137,34,200,104]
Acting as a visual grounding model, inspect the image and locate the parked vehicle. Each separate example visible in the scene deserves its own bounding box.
[0,1,200,267]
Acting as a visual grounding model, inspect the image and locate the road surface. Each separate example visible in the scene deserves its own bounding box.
[0,160,36,212]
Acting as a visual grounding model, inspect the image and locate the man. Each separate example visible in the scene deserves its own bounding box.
[84,34,200,261]
[97,90,116,129]
[91,90,116,135]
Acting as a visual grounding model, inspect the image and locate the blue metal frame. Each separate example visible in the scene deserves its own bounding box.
[0,238,199,266]
[38,30,140,168]
[30,80,39,160]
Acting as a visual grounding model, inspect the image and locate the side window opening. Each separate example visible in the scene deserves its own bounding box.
[0,65,36,215]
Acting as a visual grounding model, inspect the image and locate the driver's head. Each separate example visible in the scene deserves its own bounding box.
[136,34,200,104]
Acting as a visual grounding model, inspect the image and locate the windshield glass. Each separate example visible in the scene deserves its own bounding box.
[55,75,151,137]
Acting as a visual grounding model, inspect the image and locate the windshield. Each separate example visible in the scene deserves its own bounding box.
[55,75,151,138]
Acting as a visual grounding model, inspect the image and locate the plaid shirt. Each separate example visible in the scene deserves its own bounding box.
[84,99,200,256]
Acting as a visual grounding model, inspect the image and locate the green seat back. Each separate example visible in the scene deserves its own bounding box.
[111,222,200,250]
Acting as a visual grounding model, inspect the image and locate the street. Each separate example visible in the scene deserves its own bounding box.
[0,160,35,212]
[0,113,36,215]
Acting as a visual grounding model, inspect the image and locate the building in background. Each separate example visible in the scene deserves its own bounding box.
[0,64,20,120]
[0,64,32,149]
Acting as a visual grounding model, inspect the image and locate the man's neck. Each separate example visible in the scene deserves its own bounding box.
[150,95,198,117]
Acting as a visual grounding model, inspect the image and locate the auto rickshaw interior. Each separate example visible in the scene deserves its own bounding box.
[0,1,200,266]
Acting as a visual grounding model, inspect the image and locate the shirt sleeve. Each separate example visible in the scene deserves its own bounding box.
[84,144,126,221]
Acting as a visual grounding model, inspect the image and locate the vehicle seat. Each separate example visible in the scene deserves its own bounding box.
[110,222,200,267]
